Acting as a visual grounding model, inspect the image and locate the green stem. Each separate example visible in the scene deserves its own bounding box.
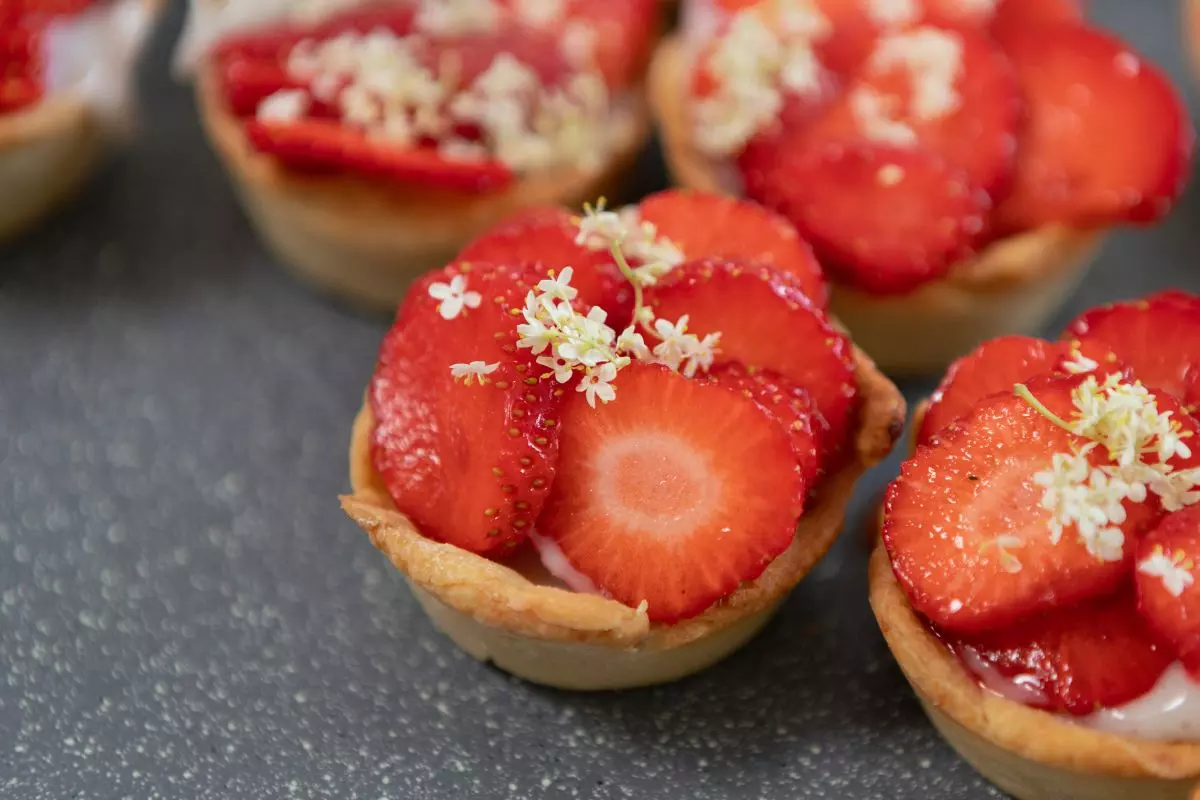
[1013,383,1072,432]
[608,242,657,338]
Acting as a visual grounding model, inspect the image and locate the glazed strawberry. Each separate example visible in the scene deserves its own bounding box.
[950,590,1176,715]
[884,381,1157,634]
[1136,505,1200,664]
[710,362,824,492]
[245,119,514,192]
[644,259,858,455]
[637,190,828,306]
[457,207,633,325]
[744,141,989,294]
[994,25,1193,232]
[537,362,804,623]
[370,261,562,555]
[803,25,1020,194]
[916,336,1125,447]
[1065,295,1200,410]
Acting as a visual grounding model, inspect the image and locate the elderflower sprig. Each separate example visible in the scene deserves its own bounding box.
[1015,374,1200,569]
[1138,544,1196,597]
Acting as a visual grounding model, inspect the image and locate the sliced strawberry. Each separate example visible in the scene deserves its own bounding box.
[245,118,513,192]
[1064,295,1200,410]
[994,25,1194,232]
[950,589,1176,715]
[710,362,824,492]
[644,258,858,456]
[1136,505,1200,664]
[884,380,1155,634]
[456,207,633,326]
[743,140,988,294]
[0,27,41,113]
[917,336,1127,447]
[988,0,1084,47]
[370,262,562,555]
[803,25,1020,194]
[637,189,828,307]
[537,362,803,622]
[220,57,312,117]
[562,0,659,88]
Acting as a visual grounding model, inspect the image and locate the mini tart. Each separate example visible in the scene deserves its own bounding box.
[341,347,904,691]
[869,547,1200,800]
[196,68,651,312]
[649,35,1104,376]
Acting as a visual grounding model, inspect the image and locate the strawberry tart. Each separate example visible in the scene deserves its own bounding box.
[341,190,904,690]
[183,0,660,309]
[874,291,1200,798]
[651,0,1194,374]
[0,0,157,241]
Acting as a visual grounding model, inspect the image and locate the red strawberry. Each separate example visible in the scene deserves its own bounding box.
[922,0,1083,38]
[884,380,1156,634]
[1064,295,1200,411]
[1136,505,1200,665]
[0,27,41,113]
[994,25,1194,232]
[212,4,418,62]
[637,189,828,307]
[949,589,1176,715]
[917,336,1126,447]
[743,141,988,294]
[644,259,858,456]
[220,57,313,118]
[457,207,634,326]
[803,25,1021,195]
[370,262,562,555]
[561,0,659,88]
[245,118,513,192]
[710,362,824,492]
[537,362,804,622]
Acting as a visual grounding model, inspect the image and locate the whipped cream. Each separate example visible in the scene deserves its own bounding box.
[529,531,601,595]
[961,648,1200,742]
[42,0,154,128]
[1082,663,1200,742]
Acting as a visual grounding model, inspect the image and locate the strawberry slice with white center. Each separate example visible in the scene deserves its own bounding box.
[743,141,989,294]
[1136,505,1200,668]
[710,362,824,492]
[802,24,1020,195]
[457,207,633,326]
[1064,295,1200,412]
[637,189,828,307]
[370,262,563,555]
[917,335,1126,447]
[949,589,1176,715]
[884,379,1159,634]
[537,362,804,623]
[245,118,514,192]
[643,258,858,457]
[994,24,1194,232]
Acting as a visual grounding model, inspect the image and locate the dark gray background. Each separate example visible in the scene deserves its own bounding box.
[1,2,1195,798]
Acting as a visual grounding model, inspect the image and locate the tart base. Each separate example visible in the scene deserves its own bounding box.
[342,349,905,691]
[649,34,1104,376]
[868,546,1200,800]
[196,68,652,312]
[0,96,102,243]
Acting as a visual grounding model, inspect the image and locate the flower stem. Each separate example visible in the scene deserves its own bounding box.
[1014,383,1072,431]
[608,242,657,338]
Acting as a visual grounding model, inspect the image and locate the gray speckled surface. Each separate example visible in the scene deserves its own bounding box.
[1,2,1198,798]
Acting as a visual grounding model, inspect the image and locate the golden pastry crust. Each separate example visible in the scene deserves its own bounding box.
[341,346,904,684]
[869,546,1200,800]
[648,34,1104,376]
[196,66,652,311]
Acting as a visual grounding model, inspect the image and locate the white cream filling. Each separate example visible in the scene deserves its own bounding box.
[42,0,154,128]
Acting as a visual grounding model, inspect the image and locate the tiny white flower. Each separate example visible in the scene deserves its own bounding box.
[574,201,629,250]
[680,332,721,378]
[449,360,499,385]
[579,362,618,407]
[428,274,482,320]
[536,353,574,384]
[1138,545,1196,598]
[983,535,1024,574]
[615,326,650,361]
[536,267,578,303]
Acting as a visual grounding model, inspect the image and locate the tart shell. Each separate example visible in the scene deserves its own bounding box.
[341,347,905,691]
[196,67,652,312]
[648,35,1104,376]
[868,546,1200,800]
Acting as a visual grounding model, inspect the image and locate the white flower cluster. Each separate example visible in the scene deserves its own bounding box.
[692,0,831,156]
[574,202,685,288]
[438,203,721,407]
[1138,544,1196,598]
[1021,374,1200,570]
[258,20,614,174]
